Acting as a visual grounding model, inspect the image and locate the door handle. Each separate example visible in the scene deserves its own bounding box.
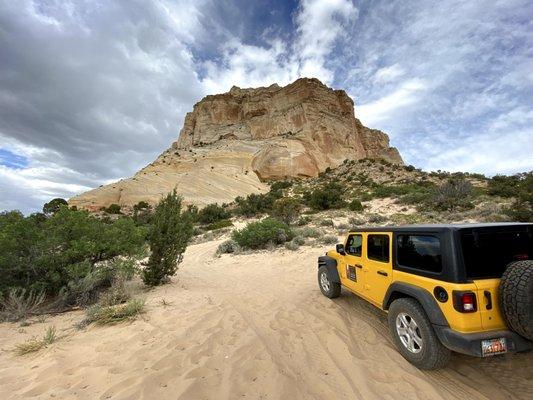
[484,290,492,310]
[377,270,388,277]
[355,264,363,269]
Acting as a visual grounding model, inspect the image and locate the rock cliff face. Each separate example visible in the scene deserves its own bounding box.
[69,78,402,211]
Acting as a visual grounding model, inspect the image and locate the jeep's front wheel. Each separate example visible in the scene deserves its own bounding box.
[388,298,451,370]
[318,266,341,298]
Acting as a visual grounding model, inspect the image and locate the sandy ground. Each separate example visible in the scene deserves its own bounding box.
[1,239,532,400]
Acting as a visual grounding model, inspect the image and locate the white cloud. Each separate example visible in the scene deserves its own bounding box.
[200,0,358,92]
[373,64,405,84]
[296,0,357,83]
[356,78,428,127]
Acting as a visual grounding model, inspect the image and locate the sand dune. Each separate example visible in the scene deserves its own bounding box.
[1,239,532,399]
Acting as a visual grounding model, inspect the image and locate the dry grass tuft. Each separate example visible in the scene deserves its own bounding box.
[85,298,145,325]
[14,326,57,355]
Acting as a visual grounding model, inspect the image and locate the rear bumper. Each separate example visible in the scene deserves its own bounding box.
[433,325,533,357]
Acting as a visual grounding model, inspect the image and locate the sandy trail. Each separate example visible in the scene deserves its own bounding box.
[1,239,532,399]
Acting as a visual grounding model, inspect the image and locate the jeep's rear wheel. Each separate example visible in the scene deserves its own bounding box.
[388,298,451,370]
[318,266,341,298]
[499,260,533,341]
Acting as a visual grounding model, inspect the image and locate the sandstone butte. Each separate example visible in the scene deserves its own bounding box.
[69,78,403,211]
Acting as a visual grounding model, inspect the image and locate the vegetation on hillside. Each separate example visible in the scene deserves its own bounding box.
[1,158,531,322]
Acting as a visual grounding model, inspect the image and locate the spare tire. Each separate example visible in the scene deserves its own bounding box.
[499,260,533,341]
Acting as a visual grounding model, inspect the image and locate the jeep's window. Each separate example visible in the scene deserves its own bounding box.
[346,234,362,256]
[461,229,532,279]
[397,235,442,273]
[367,235,389,262]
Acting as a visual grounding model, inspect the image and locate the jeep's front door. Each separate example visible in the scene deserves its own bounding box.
[341,233,365,295]
[363,233,393,307]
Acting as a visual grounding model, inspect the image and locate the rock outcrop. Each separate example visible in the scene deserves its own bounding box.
[70,78,402,211]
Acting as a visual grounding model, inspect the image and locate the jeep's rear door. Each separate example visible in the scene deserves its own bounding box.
[460,226,532,330]
[340,233,365,295]
[472,279,505,330]
[362,232,393,307]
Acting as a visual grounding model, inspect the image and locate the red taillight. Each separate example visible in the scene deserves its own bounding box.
[453,291,477,313]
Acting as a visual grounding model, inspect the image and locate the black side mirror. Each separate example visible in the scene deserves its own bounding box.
[336,243,346,255]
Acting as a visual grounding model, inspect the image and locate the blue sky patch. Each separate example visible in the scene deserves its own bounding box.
[0,148,29,170]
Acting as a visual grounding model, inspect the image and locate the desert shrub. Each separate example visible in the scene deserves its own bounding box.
[296,216,312,226]
[143,190,193,286]
[348,216,364,226]
[284,240,300,251]
[487,175,521,197]
[296,226,321,238]
[270,197,302,224]
[42,198,68,215]
[132,202,153,226]
[348,199,364,211]
[197,203,231,224]
[292,236,306,245]
[85,298,145,325]
[105,204,122,214]
[0,288,45,322]
[0,207,146,298]
[98,275,131,306]
[234,189,283,217]
[232,218,293,249]
[217,240,240,254]
[205,219,233,231]
[404,165,416,172]
[270,180,292,192]
[336,222,350,230]
[505,199,533,222]
[306,182,346,210]
[432,178,474,211]
[321,235,338,245]
[133,201,150,211]
[319,219,334,227]
[368,214,387,224]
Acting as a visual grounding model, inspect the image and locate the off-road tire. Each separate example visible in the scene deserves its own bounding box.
[318,266,341,299]
[388,298,451,370]
[499,260,533,341]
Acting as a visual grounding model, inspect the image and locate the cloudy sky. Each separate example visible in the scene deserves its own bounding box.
[1,0,532,213]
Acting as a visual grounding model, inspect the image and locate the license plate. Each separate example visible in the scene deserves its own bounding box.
[481,338,507,356]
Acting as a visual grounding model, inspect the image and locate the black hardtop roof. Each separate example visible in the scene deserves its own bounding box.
[349,222,533,234]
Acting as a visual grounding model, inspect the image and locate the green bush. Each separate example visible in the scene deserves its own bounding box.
[348,199,364,211]
[0,207,146,298]
[105,204,122,214]
[505,199,532,222]
[217,240,240,254]
[235,190,283,217]
[432,178,474,211]
[271,197,302,224]
[197,203,231,224]
[270,181,292,192]
[205,219,233,231]
[487,175,521,198]
[232,218,293,249]
[42,198,68,215]
[321,235,338,245]
[306,182,346,210]
[142,190,193,286]
[296,216,312,226]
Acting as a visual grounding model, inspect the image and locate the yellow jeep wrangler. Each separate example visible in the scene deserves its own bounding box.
[317,223,533,369]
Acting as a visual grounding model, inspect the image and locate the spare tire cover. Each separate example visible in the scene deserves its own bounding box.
[499,260,533,341]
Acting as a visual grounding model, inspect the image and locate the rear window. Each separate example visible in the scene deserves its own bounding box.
[397,235,442,273]
[460,229,533,279]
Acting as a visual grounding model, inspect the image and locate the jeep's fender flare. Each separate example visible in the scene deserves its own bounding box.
[382,282,449,326]
[318,255,340,283]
